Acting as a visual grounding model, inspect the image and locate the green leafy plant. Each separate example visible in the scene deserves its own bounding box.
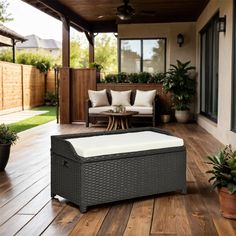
[150,72,166,83]
[128,73,139,83]
[206,145,236,194]
[102,74,117,83]
[117,72,128,83]
[162,60,196,110]
[44,92,57,106]
[89,62,103,71]
[104,72,164,84]
[17,53,52,73]
[138,72,151,83]
[0,124,18,145]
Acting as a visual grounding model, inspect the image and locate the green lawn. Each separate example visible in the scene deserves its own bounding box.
[9,106,56,133]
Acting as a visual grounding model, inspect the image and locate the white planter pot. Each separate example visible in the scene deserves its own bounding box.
[175,110,190,123]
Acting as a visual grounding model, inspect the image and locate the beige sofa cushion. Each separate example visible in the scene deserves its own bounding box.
[125,106,153,115]
[88,89,109,107]
[89,106,115,114]
[111,90,131,106]
[134,90,156,107]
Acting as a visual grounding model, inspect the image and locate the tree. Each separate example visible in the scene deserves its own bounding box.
[70,38,89,68]
[69,33,118,73]
[0,0,13,23]
[95,34,118,74]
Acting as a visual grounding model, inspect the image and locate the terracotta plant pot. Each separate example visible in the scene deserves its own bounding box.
[219,187,236,219]
[175,110,190,123]
[0,143,11,171]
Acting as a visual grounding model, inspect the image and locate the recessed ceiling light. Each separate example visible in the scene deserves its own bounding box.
[97,15,104,19]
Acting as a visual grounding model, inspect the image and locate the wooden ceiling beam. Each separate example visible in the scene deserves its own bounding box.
[92,21,117,33]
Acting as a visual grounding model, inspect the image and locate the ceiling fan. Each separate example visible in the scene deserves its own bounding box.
[116,0,135,20]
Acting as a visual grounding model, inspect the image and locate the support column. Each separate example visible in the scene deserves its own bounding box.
[62,16,70,67]
[59,67,70,124]
[60,16,71,124]
[12,39,16,63]
[85,32,95,64]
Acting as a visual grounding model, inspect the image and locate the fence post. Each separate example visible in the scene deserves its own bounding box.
[21,65,24,111]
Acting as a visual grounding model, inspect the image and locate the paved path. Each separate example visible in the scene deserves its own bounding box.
[0,110,48,124]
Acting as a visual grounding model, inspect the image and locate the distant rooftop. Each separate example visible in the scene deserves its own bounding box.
[0,24,26,43]
[16,34,62,50]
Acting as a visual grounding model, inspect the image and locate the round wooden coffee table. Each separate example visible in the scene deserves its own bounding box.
[102,111,138,131]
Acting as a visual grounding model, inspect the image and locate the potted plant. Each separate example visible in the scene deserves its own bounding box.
[89,62,103,83]
[206,145,236,219]
[162,60,196,123]
[160,105,171,123]
[0,124,18,171]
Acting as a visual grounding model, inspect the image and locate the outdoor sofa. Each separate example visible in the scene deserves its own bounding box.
[51,127,186,213]
[85,89,159,127]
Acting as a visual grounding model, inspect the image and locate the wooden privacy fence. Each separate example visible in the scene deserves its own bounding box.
[0,61,55,113]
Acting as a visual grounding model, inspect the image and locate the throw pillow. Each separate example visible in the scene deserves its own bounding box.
[134,90,157,107]
[88,89,109,107]
[111,90,131,106]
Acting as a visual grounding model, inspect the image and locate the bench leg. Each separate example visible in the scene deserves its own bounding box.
[80,205,88,213]
[181,187,187,194]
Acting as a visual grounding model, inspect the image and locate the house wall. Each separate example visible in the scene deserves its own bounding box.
[196,0,236,149]
[118,22,197,69]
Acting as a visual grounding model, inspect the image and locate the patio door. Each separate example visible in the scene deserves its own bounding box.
[200,13,219,122]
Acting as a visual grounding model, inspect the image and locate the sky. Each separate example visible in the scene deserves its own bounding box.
[4,0,80,42]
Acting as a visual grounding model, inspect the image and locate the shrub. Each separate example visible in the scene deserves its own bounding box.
[0,124,18,145]
[117,72,128,83]
[44,92,57,106]
[104,72,165,84]
[17,53,52,73]
[0,49,13,62]
[128,73,139,83]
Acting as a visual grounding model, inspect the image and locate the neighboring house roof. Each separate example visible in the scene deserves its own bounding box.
[16,34,62,50]
[0,24,26,44]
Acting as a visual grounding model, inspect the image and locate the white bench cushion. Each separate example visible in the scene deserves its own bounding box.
[66,131,184,158]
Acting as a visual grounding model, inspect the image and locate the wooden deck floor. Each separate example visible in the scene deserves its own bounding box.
[0,121,236,235]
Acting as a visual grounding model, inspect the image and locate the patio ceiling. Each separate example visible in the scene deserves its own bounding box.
[22,0,209,33]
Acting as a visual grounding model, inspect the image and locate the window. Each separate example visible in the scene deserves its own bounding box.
[232,1,236,131]
[200,13,219,122]
[119,38,166,73]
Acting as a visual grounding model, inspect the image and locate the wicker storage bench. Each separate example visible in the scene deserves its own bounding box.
[51,127,186,213]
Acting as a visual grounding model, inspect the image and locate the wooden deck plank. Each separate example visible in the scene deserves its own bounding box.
[0,122,235,235]
[42,205,82,236]
[0,167,49,207]
[68,207,109,236]
[123,199,154,236]
[97,202,133,236]
[0,176,49,226]
[18,185,51,215]
[0,214,33,236]
[151,194,192,235]
[16,200,65,236]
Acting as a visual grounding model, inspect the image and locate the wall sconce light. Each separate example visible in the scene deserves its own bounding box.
[217,15,226,33]
[177,33,184,47]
